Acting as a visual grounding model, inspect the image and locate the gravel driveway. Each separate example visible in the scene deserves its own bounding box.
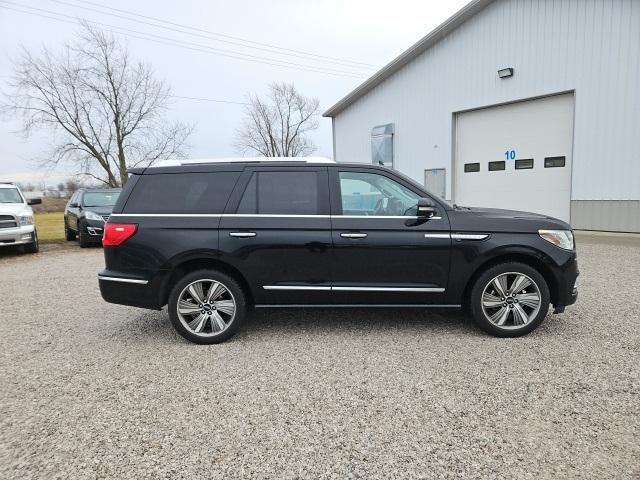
[1,234,638,479]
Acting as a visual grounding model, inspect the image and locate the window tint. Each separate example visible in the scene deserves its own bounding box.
[464,163,480,173]
[339,171,421,216]
[488,161,505,171]
[83,191,120,207]
[544,156,566,168]
[123,172,240,214]
[515,158,534,170]
[237,171,318,215]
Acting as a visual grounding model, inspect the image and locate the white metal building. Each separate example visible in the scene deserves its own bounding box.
[324,0,640,232]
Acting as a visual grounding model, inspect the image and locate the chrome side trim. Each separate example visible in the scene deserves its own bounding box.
[451,233,489,240]
[263,285,445,293]
[98,275,149,285]
[424,233,451,239]
[332,286,445,292]
[229,232,257,237]
[255,304,462,308]
[263,285,331,291]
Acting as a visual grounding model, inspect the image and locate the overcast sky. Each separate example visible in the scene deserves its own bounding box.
[0,0,469,184]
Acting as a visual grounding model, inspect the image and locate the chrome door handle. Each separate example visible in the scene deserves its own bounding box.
[340,233,367,238]
[229,232,257,238]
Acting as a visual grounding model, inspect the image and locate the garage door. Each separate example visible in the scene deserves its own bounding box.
[454,93,574,222]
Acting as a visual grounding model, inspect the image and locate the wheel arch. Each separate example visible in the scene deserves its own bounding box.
[161,256,254,307]
[462,253,559,308]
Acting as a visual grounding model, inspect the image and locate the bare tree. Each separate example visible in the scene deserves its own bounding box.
[65,180,81,193]
[234,82,320,157]
[2,22,192,186]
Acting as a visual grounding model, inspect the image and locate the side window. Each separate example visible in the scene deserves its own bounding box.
[123,172,240,214]
[237,171,319,215]
[338,171,421,216]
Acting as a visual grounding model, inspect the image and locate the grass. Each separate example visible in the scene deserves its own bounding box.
[35,212,66,244]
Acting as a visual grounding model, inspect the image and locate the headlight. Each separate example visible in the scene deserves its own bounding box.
[18,214,34,226]
[538,230,574,250]
[85,211,103,221]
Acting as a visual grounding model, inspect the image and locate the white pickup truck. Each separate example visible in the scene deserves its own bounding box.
[0,182,41,253]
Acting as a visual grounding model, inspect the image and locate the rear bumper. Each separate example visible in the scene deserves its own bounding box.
[98,270,165,310]
[0,225,36,247]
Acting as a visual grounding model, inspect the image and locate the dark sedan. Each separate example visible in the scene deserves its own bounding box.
[64,188,121,247]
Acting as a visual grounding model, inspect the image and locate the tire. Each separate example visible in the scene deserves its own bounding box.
[65,220,76,241]
[23,229,39,254]
[469,262,550,338]
[78,221,90,248]
[168,270,247,344]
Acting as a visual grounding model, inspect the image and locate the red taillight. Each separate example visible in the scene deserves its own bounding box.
[103,223,138,246]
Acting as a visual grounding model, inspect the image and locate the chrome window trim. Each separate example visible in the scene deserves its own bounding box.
[263,285,444,293]
[110,213,443,220]
[98,275,149,285]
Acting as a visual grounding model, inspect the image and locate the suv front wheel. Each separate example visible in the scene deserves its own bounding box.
[168,270,247,344]
[469,262,550,337]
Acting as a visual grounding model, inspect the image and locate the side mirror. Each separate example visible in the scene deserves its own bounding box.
[27,198,42,205]
[69,202,79,208]
[417,198,438,219]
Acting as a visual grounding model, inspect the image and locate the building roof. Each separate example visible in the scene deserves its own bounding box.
[323,0,495,118]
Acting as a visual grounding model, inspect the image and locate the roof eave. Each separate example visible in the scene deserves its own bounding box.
[322,0,494,118]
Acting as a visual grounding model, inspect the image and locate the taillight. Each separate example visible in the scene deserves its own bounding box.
[103,223,138,246]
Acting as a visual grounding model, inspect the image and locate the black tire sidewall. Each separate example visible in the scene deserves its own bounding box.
[78,220,89,248]
[168,270,247,344]
[24,229,39,254]
[65,220,76,241]
[470,262,550,337]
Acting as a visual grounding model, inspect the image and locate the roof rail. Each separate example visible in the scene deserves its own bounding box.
[152,157,336,167]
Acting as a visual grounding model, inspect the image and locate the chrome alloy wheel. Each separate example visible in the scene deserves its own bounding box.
[481,272,542,329]
[176,279,237,337]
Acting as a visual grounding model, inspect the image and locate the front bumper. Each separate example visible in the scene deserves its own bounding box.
[0,225,36,247]
[84,219,105,238]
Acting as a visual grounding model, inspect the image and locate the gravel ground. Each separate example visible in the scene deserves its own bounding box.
[1,234,639,479]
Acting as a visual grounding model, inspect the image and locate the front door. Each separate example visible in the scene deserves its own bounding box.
[219,166,332,305]
[329,168,451,305]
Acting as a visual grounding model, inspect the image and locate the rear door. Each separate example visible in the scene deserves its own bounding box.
[329,167,451,305]
[219,166,332,305]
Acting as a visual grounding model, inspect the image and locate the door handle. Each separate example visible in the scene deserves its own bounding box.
[340,232,367,238]
[229,232,257,238]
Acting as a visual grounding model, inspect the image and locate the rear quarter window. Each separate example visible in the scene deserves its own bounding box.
[122,172,240,214]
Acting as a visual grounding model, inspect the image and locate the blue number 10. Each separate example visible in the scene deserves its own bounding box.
[504,150,516,160]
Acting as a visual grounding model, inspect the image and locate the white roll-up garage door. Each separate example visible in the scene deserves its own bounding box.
[454,93,574,222]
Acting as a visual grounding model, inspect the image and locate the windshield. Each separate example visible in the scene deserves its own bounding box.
[0,188,24,203]
[82,191,120,208]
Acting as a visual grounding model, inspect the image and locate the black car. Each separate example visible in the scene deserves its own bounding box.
[64,188,121,247]
[98,159,578,344]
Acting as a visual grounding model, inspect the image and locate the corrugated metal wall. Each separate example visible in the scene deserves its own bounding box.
[333,0,640,216]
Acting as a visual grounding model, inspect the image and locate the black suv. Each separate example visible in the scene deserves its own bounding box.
[98,159,578,344]
[65,188,121,247]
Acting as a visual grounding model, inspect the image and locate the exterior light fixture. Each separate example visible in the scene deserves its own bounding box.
[498,67,514,78]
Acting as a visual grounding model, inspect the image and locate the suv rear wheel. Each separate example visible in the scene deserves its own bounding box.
[168,270,247,344]
[469,262,550,337]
